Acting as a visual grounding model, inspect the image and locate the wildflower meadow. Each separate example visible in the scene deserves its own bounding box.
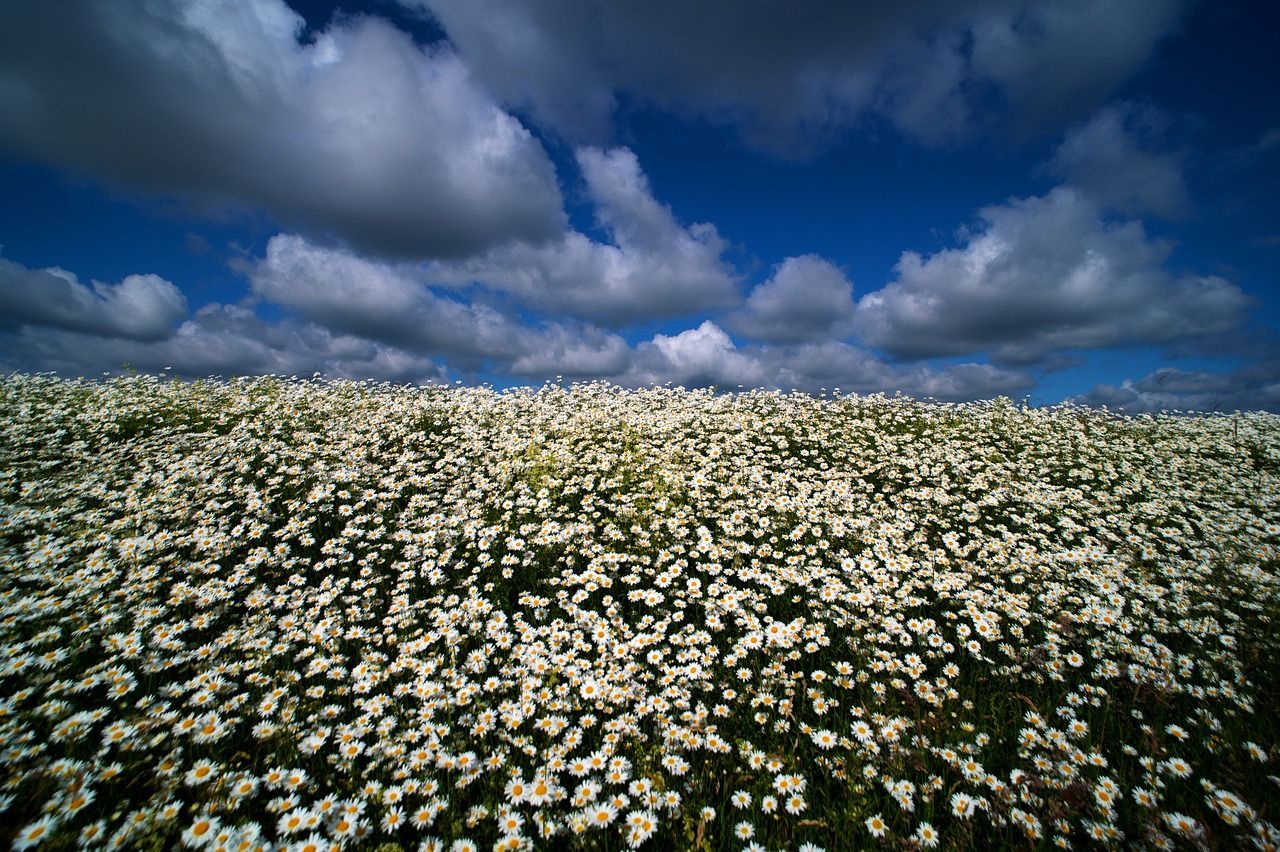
[1,373,1277,851]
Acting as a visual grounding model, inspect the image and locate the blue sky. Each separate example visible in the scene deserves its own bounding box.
[1,0,1278,410]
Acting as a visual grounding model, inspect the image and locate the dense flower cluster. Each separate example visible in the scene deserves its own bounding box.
[1,374,1278,850]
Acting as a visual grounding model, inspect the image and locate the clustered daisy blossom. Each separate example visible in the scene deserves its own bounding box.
[0,374,1277,850]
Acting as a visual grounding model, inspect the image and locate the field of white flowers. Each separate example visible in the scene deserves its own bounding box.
[1,374,1278,851]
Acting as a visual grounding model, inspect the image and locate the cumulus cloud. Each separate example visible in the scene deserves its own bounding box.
[623,322,773,390]
[0,255,448,383]
[0,302,451,384]
[249,227,1036,399]
[615,321,1034,401]
[408,0,1188,150]
[766,343,1035,401]
[427,147,739,325]
[250,234,635,374]
[725,255,856,343]
[0,258,186,341]
[2,292,1036,402]
[0,0,564,258]
[1075,362,1280,413]
[504,325,632,379]
[0,242,1075,403]
[252,235,526,365]
[1045,103,1189,217]
[0,242,1032,401]
[243,231,1026,397]
[0,249,633,383]
[855,187,1250,365]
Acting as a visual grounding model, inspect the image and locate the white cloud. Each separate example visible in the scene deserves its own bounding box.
[0,258,186,341]
[623,322,772,389]
[0,0,565,258]
[1045,103,1189,217]
[725,255,855,343]
[250,234,635,374]
[246,227,1034,399]
[427,147,739,325]
[0,302,451,384]
[408,0,1190,150]
[242,231,1032,397]
[769,342,1034,400]
[505,325,633,379]
[855,187,1249,364]
[0,249,633,382]
[615,320,1033,400]
[5,240,1205,405]
[1076,362,1280,413]
[251,235,523,364]
[2,292,1036,402]
[0,255,449,382]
